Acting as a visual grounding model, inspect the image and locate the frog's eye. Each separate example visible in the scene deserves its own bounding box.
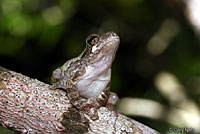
[86,34,100,46]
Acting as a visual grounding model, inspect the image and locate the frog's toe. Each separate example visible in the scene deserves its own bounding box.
[86,107,99,121]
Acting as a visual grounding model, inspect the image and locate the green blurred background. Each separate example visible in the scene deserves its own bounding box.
[1,0,200,133]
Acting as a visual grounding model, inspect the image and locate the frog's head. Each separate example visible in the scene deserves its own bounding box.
[84,32,120,66]
[77,32,120,98]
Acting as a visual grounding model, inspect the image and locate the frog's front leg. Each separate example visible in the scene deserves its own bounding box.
[66,86,118,121]
[96,86,119,107]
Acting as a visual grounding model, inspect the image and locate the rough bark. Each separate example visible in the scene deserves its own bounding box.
[0,66,159,134]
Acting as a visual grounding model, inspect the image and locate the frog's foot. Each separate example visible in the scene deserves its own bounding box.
[80,92,119,121]
[80,107,99,121]
[50,83,66,91]
[108,92,119,105]
[106,92,121,115]
[79,98,100,121]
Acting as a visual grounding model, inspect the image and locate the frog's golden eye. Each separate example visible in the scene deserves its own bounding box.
[86,34,100,46]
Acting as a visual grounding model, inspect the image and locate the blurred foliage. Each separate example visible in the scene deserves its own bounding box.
[0,0,200,133]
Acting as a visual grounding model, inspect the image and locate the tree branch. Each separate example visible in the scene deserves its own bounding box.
[0,66,159,134]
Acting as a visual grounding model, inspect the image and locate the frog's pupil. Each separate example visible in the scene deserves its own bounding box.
[87,35,99,46]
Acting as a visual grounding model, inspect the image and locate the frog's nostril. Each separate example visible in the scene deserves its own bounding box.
[111,32,116,36]
[109,32,119,40]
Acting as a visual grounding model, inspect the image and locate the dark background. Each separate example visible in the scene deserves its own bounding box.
[0,0,200,133]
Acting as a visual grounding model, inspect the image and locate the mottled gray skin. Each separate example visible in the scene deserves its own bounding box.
[52,32,120,120]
